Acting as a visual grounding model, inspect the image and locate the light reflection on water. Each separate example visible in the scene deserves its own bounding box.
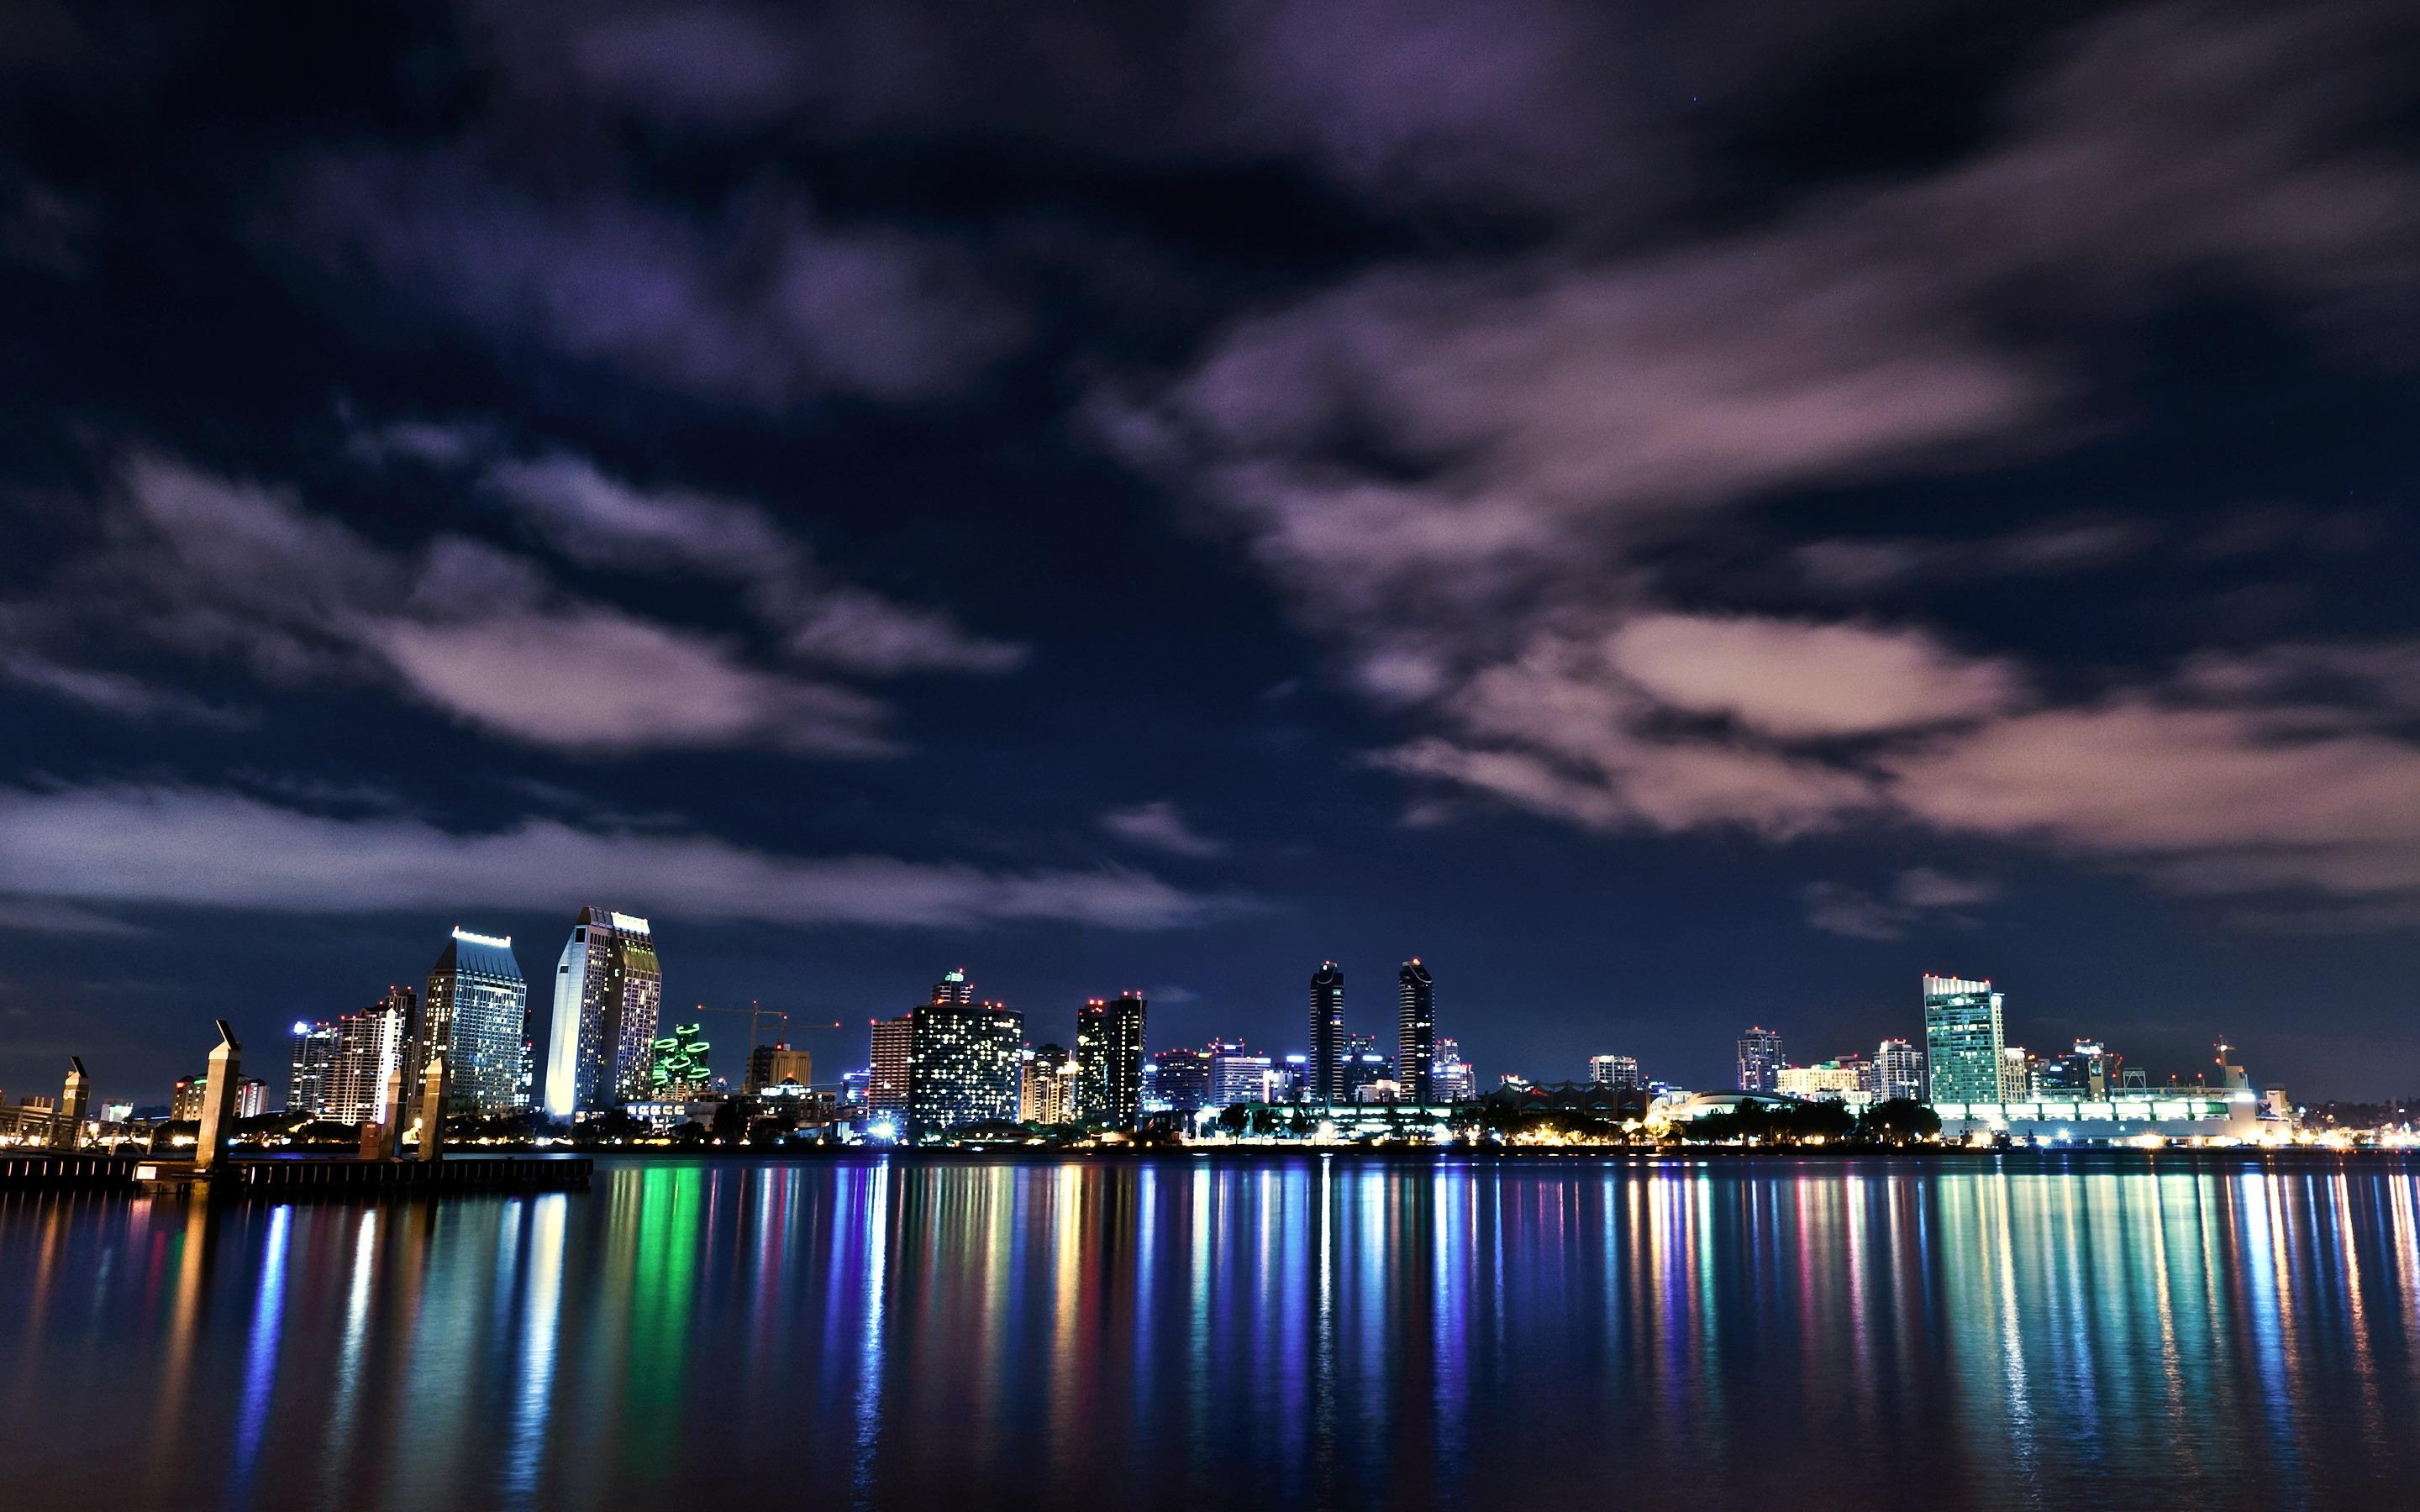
[3,1155,2417,1511]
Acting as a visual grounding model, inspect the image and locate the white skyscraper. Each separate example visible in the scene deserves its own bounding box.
[543,907,662,1117]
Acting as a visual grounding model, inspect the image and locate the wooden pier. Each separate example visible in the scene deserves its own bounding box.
[1,1152,589,1194]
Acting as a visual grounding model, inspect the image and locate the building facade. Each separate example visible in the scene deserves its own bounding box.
[1777,1062,1863,1101]
[1309,962,1346,1104]
[331,986,415,1125]
[1434,1037,1476,1103]
[931,969,975,1005]
[1208,1042,1273,1107]
[287,1019,339,1118]
[1153,1046,1213,1114]
[868,1016,914,1128]
[1737,1026,1785,1095]
[1590,1054,1643,1089]
[1077,993,1148,1130]
[748,1042,814,1093]
[544,907,663,1116]
[1397,959,1436,1104]
[422,927,531,1117]
[908,1002,1023,1136]
[1021,1043,1078,1124]
[1923,974,2007,1105]
[1874,1037,1926,1101]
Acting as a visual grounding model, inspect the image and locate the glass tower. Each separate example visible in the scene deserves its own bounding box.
[1397,959,1436,1104]
[1309,962,1346,1105]
[1922,974,2007,1104]
[543,906,663,1116]
[1077,993,1149,1130]
[1737,1026,1785,1095]
[1874,1037,1926,1101]
[422,927,530,1116]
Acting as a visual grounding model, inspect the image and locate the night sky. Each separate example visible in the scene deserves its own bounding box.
[3,1,2417,1107]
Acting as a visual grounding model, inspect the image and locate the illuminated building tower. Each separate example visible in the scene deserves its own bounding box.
[748,1042,813,1094]
[1309,962,1346,1105]
[1922,974,2007,1105]
[2036,1039,2119,1100]
[1737,1026,1784,1095]
[1398,959,1436,1103]
[332,986,416,1124]
[1342,1032,1390,1100]
[1589,1054,1643,1090]
[1077,993,1149,1130]
[235,1078,268,1119]
[932,969,975,1005]
[908,1000,1023,1137]
[1153,1046,1213,1114]
[422,927,531,1116]
[1207,1042,1273,1107]
[170,1075,207,1121]
[1021,1042,1077,1124]
[1434,1038,1476,1102]
[543,907,663,1116]
[869,1016,914,1126]
[1874,1037,1926,1101]
[287,1019,339,1117]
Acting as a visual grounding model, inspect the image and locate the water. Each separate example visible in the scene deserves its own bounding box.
[4,1153,2418,1510]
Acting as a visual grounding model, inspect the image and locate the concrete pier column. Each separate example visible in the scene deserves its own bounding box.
[416,1053,450,1162]
[53,1057,89,1151]
[193,1021,242,1173]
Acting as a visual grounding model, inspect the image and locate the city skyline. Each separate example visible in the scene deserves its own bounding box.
[5,2,2420,1109]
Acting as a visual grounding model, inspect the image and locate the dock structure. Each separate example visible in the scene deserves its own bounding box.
[0,1153,589,1194]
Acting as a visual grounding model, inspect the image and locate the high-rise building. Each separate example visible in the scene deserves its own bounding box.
[332,986,416,1125]
[1737,1026,1785,1095]
[287,1019,339,1118]
[422,927,531,1117]
[1153,1047,1213,1114]
[1341,1032,1391,1100]
[868,1016,914,1127]
[2035,1039,2120,1100]
[543,908,663,1116]
[1309,962,1346,1104]
[1434,1037,1476,1102]
[235,1078,268,1119]
[908,1001,1023,1137]
[1397,959,1436,1104]
[748,1042,813,1093]
[1590,1054,1643,1090]
[1021,1043,1078,1124]
[1077,993,1148,1130]
[1207,1041,1273,1107]
[1777,1062,1862,1100]
[170,1075,207,1121]
[1874,1037,1925,1102]
[1922,974,2007,1105]
[931,969,976,1006]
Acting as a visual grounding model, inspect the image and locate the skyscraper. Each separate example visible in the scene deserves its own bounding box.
[1589,1054,1643,1090]
[1875,1037,1925,1101]
[287,1019,339,1118]
[1153,1046,1213,1114]
[868,1016,913,1128]
[1077,993,1148,1130]
[1923,974,2007,1104]
[931,969,975,1005]
[1434,1037,1476,1102]
[1737,1026,1785,1095]
[1309,962,1346,1104]
[1398,959,1437,1104]
[421,927,530,1117]
[543,907,663,1116]
[908,1001,1023,1137]
[331,986,415,1125]
[1021,1043,1078,1124]
[748,1042,813,1093]
[1207,1041,1273,1107]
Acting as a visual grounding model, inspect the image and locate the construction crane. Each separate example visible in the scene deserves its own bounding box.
[688,1001,792,1052]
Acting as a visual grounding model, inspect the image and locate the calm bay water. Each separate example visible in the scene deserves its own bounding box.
[5,1153,2419,1510]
